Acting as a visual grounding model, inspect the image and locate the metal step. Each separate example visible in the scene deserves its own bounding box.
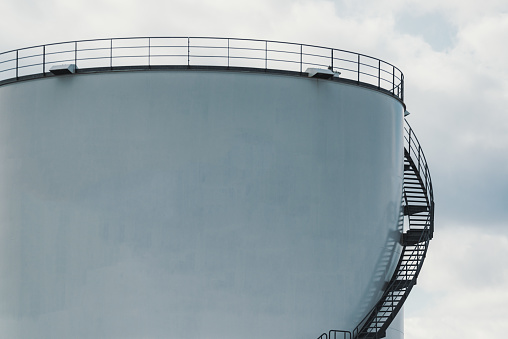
[403,205,428,215]
[401,230,427,245]
[389,279,413,291]
[357,331,386,339]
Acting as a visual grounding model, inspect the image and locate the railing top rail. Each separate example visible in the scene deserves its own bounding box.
[0,37,401,67]
[0,36,404,101]
[404,120,434,199]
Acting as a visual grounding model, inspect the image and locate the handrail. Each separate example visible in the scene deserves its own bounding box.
[351,119,434,338]
[404,120,434,234]
[330,330,352,339]
[0,37,404,101]
[316,330,352,339]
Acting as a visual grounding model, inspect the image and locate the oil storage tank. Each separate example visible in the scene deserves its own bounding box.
[0,38,434,339]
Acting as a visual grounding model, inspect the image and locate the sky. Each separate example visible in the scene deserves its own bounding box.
[1,0,508,338]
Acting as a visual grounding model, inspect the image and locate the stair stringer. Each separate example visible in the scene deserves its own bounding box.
[350,119,435,339]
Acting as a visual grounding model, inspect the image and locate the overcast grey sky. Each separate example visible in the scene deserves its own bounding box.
[1,0,508,338]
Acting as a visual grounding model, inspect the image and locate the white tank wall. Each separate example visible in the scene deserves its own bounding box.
[0,70,404,339]
[386,306,405,339]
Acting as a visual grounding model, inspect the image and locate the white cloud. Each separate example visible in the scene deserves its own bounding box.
[456,13,508,74]
[406,226,508,338]
[398,0,508,27]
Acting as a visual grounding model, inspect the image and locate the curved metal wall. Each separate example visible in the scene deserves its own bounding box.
[0,70,404,339]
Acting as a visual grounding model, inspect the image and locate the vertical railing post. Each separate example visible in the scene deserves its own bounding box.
[110,38,113,69]
[16,50,18,80]
[42,45,45,75]
[430,201,435,235]
[227,38,230,68]
[378,59,381,88]
[407,127,412,171]
[418,145,422,173]
[300,44,302,74]
[187,37,190,67]
[330,49,333,71]
[357,54,360,83]
[74,41,77,68]
[265,40,268,70]
[401,73,404,101]
[148,38,151,68]
[392,65,395,95]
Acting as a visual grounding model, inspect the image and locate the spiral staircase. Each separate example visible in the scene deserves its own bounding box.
[317,119,434,339]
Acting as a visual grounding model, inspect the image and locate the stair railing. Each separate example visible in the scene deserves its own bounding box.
[349,119,434,338]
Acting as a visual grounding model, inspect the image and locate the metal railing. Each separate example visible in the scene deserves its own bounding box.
[351,119,434,338]
[404,120,434,234]
[317,330,352,339]
[0,37,404,101]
